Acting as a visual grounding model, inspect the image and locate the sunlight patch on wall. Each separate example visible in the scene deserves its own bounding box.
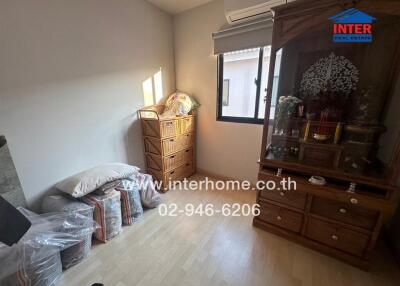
[154,69,163,103]
[142,68,163,106]
[142,77,154,106]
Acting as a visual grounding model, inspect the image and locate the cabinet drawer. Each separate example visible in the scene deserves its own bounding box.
[259,189,307,210]
[160,119,179,138]
[164,160,194,182]
[305,217,370,257]
[258,202,303,233]
[145,133,194,156]
[310,197,378,230]
[146,148,193,172]
[164,148,193,171]
[179,117,194,134]
[148,161,194,186]
[162,133,193,155]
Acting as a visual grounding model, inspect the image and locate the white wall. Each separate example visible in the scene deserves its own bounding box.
[174,0,263,183]
[0,0,175,209]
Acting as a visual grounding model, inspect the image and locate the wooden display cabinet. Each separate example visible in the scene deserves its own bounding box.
[254,0,400,269]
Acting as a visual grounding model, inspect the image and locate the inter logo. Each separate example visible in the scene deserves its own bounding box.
[329,8,376,43]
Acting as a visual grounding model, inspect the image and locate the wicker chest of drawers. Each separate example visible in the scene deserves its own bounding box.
[139,105,196,191]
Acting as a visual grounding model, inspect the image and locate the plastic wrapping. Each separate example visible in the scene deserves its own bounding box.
[130,173,163,209]
[0,250,62,286]
[97,179,143,225]
[81,190,122,242]
[0,208,97,286]
[41,194,94,218]
[115,180,143,225]
[41,195,95,269]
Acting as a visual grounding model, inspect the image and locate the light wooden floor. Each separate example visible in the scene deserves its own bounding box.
[59,175,400,286]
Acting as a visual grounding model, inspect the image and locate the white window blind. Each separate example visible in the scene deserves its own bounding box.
[212,19,273,55]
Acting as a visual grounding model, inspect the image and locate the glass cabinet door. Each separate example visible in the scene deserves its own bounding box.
[264,15,400,181]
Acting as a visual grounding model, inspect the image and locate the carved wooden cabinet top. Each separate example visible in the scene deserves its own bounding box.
[260,0,400,189]
[271,0,400,49]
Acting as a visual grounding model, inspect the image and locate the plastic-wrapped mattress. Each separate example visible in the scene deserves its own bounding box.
[41,195,95,269]
[81,190,122,242]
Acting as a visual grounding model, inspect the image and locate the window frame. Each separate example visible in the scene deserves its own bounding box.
[216,47,266,125]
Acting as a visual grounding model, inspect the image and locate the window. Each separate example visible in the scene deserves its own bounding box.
[217,46,276,124]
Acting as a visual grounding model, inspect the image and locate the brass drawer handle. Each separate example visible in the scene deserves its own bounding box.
[350,198,358,205]
[279,192,285,197]
[339,208,347,214]
[170,171,175,175]
[169,156,175,159]
[185,149,190,152]
[331,235,339,241]
[276,216,282,221]
[169,139,174,142]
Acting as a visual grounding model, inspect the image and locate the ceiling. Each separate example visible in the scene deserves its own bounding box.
[147,0,214,15]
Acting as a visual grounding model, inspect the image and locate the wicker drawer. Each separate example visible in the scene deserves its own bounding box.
[305,217,370,257]
[164,161,194,182]
[310,197,378,230]
[162,133,193,155]
[145,148,193,172]
[179,117,194,134]
[259,189,307,210]
[144,133,193,156]
[148,160,194,184]
[258,201,303,233]
[160,119,179,138]
[142,119,179,138]
[142,116,194,139]
[164,148,193,171]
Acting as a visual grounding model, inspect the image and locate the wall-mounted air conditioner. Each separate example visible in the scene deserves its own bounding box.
[224,0,288,25]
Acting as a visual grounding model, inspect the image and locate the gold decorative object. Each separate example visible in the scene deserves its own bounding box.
[304,121,310,141]
[334,122,342,144]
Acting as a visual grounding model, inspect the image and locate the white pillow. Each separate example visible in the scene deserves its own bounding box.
[55,163,139,198]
